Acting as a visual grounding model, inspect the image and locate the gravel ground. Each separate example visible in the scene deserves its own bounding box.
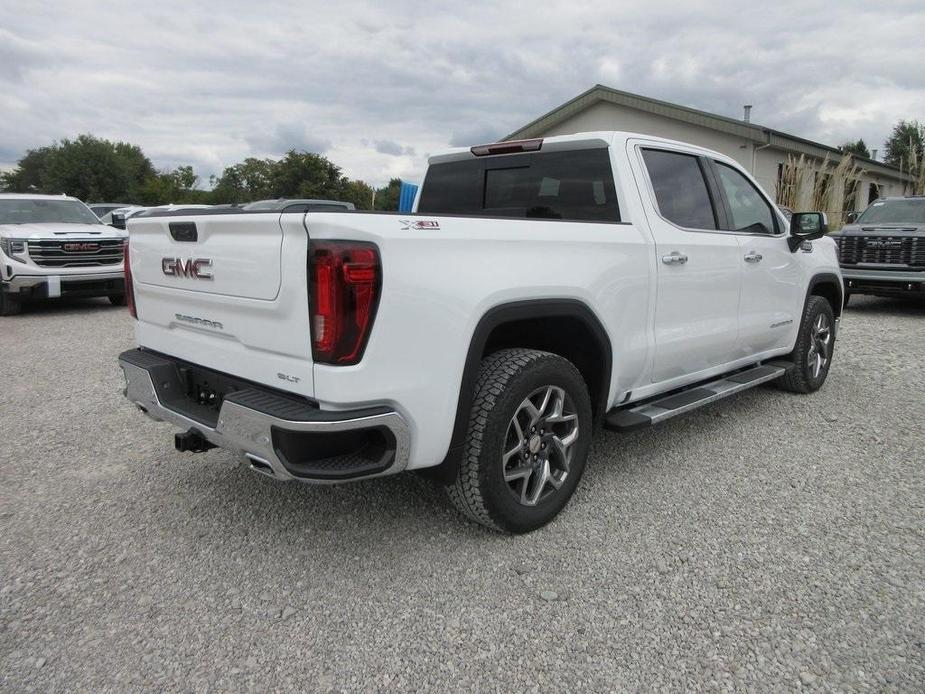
[1,295,923,692]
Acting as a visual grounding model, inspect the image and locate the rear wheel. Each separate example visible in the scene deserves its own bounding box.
[0,292,22,316]
[108,293,127,306]
[446,348,592,533]
[776,296,835,394]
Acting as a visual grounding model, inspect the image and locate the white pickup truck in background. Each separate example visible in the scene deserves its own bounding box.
[118,131,843,533]
[0,193,128,315]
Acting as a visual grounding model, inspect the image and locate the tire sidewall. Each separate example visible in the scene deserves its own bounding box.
[797,297,835,391]
[476,355,592,533]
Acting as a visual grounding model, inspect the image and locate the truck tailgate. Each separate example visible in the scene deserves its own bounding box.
[132,213,283,299]
[128,212,315,397]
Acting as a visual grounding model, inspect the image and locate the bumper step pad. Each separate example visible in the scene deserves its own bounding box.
[118,348,411,482]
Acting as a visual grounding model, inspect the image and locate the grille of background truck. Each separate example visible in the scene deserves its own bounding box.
[836,236,925,267]
[27,239,125,267]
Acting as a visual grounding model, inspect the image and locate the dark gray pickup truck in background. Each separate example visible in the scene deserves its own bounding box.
[832,196,925,303]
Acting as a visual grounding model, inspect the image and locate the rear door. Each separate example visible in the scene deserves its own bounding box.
[630,142,741,383]
[708,159,802,356]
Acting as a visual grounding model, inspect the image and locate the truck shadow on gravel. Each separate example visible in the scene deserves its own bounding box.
[162,385,780,545]
[14,296,127,317]
[174,457,473,539]
[845,296,924,316]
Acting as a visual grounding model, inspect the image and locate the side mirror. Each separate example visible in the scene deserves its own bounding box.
[111,214,127,230]
[844,211,859,225]
[788,211,828,251]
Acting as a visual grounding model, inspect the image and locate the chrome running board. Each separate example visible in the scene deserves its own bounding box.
[604,363,788,432]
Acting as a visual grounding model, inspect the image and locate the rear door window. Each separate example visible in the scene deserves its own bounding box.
[641,149,717,230]
[418,148,621,222]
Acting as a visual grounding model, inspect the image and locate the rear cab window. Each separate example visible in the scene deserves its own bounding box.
[418,148,621,222]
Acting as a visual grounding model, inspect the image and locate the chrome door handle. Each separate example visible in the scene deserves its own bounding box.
[661,252,688,265]
[744,252,763,263]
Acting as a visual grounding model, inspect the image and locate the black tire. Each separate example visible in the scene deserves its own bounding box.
[776,296,836,394]
[108,293,127,306]
[446,348,593,533]
[0,292,22,316]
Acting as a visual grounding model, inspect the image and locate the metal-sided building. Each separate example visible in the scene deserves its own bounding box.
[505,85,913,211]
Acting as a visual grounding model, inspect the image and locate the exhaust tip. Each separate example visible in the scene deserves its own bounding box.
[246,454,276,478]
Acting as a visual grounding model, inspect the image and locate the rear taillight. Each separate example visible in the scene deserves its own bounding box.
[309,240,381,365]
[124,240,137,319]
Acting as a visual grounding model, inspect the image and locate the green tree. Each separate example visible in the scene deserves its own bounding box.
[209,152,377,207]
[373,178,402,211]
[0,134,155,201]
[839,139,870,159]
[0,146,53,192]
[340,179,375,210]
[884,120,924,173]
[270,150,344,199]
[114,141,158,193]
[2,134,389,208]
[210,157,275,204]
[137,166,208,205]
[172,165,197,191]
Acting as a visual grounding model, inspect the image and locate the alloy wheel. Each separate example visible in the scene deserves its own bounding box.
[806,313,832,379]
[501,385,579,506]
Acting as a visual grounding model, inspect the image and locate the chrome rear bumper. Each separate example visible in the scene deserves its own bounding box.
[118,350,410,483]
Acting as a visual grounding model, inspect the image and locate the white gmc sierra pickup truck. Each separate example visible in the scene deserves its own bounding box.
[119,131,843,533]
[0,193,127,315]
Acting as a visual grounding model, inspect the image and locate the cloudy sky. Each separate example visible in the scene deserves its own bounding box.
[2,0,924,187]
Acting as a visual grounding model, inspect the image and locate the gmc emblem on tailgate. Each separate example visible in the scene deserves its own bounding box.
[162,258,213,279]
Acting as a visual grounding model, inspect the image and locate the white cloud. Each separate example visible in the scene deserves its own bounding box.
[0,0,923,186]
[246,124,332,157]
[366,139,415,157]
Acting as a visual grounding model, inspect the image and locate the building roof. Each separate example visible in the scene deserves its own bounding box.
[505,84,913,182]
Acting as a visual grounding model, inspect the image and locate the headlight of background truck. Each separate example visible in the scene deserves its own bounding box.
[0,238,27,259]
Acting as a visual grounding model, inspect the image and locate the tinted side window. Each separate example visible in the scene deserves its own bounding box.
[418,159,483,214]
[715,162,776,234]
[418,149,620,222]
[641,149,716,229]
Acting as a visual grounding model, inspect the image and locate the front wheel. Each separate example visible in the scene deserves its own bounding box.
[776,296,836,394]
[446,348,592,533]
[108,293,127,306]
